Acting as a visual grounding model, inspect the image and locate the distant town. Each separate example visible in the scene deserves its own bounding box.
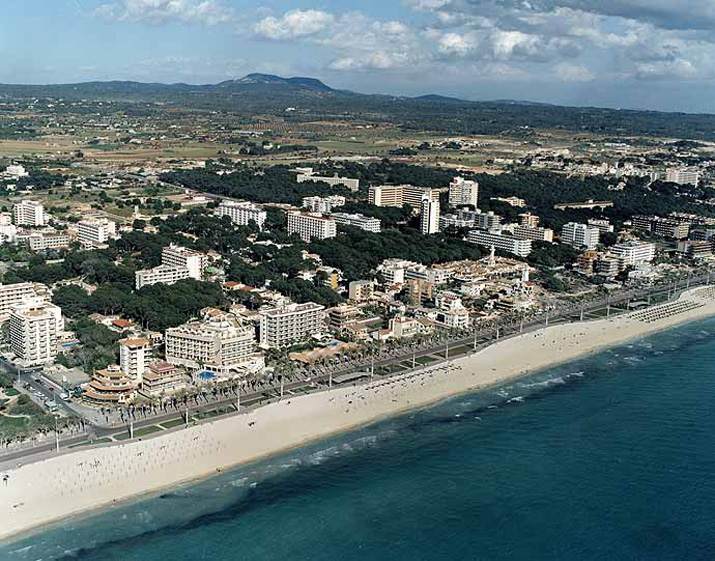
[1,81,715,451]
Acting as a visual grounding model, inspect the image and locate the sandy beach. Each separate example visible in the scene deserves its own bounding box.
[2,286,715,542]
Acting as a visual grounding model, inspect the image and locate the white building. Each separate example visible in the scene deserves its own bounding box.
[440,209,500,231]
[448,176,479,207]
[0,223,17,244]
[135,264,191,289]
[562,223,600,250]
[287,212,337,242]
[468,230,533,257]
[0,282,45,322]
[513,224,554,242]
[13,200,44,226]
[215,201,267,230]
[77,218,116,246]
[259,302,326,348]
[19,231,70,251]
[610,241,656,268]
[296,170,359,192]
[301,195,346,214]
[166,311,262,376]
[119,337,151,386]
[330,212,381,233]
[368,184,440,209]
[9,301,63,367]
[348,280,375,301]
[420,195,440,235]
[161,245,207,280]
[5,165,28,178]
[666,168,700,187]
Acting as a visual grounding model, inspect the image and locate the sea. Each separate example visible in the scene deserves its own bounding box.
[3,318,715,561]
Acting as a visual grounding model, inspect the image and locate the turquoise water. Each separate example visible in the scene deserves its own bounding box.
[4,318,715,560]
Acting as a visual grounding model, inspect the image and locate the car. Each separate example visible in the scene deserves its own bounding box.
[59,393,69,400]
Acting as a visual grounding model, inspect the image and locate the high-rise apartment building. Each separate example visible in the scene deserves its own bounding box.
[161,245,207,280]
[119,337,151,386]
[9,301,63,367]
[420,195,440,235]
[77,218,116,246]
[448,176,479,207]
[13,200,44,226]
[561,223,600,250]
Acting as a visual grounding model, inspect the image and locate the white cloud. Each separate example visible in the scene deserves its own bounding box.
[554,62,595,82]
[254,9,334,41]
[436,32,478,55]
[329,52,411,71]
[95,0,231,26]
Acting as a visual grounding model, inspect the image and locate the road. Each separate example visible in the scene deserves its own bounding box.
[1,271,711,467]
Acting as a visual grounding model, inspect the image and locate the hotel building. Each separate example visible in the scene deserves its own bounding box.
[330,212,381,233]
[77,218,116,246]
[215,201,267,230]
[165,311,260,376]
[468,230,533,257]
[9,301,64,367]
[135,264,191,289]
[448,176,479,207]
[119,337,151,386]
[287,212,337,242]
[162,245,207,280]
[561,223,600,251]
[259,302,326,348]
[420,195,440,235]
[13,200,44,226]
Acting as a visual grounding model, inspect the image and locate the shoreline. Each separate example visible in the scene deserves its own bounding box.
[3,286,715,543]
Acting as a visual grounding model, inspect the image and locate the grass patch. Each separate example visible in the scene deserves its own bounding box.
[69,438,112,449]
[160,417,187,429]
[115,425,163,441]
[415,356,437,365]
[4,388,19,396]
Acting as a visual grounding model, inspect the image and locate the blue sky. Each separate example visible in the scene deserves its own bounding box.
[2,0,715,112]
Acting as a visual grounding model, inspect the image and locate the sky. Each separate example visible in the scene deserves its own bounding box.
[1,0,714,113]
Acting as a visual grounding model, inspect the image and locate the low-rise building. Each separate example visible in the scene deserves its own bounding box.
[19,231,71,251]
[610,241,656,268]
[84,365,136,404]
[296,169,359,192]
[141,361,185,397]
